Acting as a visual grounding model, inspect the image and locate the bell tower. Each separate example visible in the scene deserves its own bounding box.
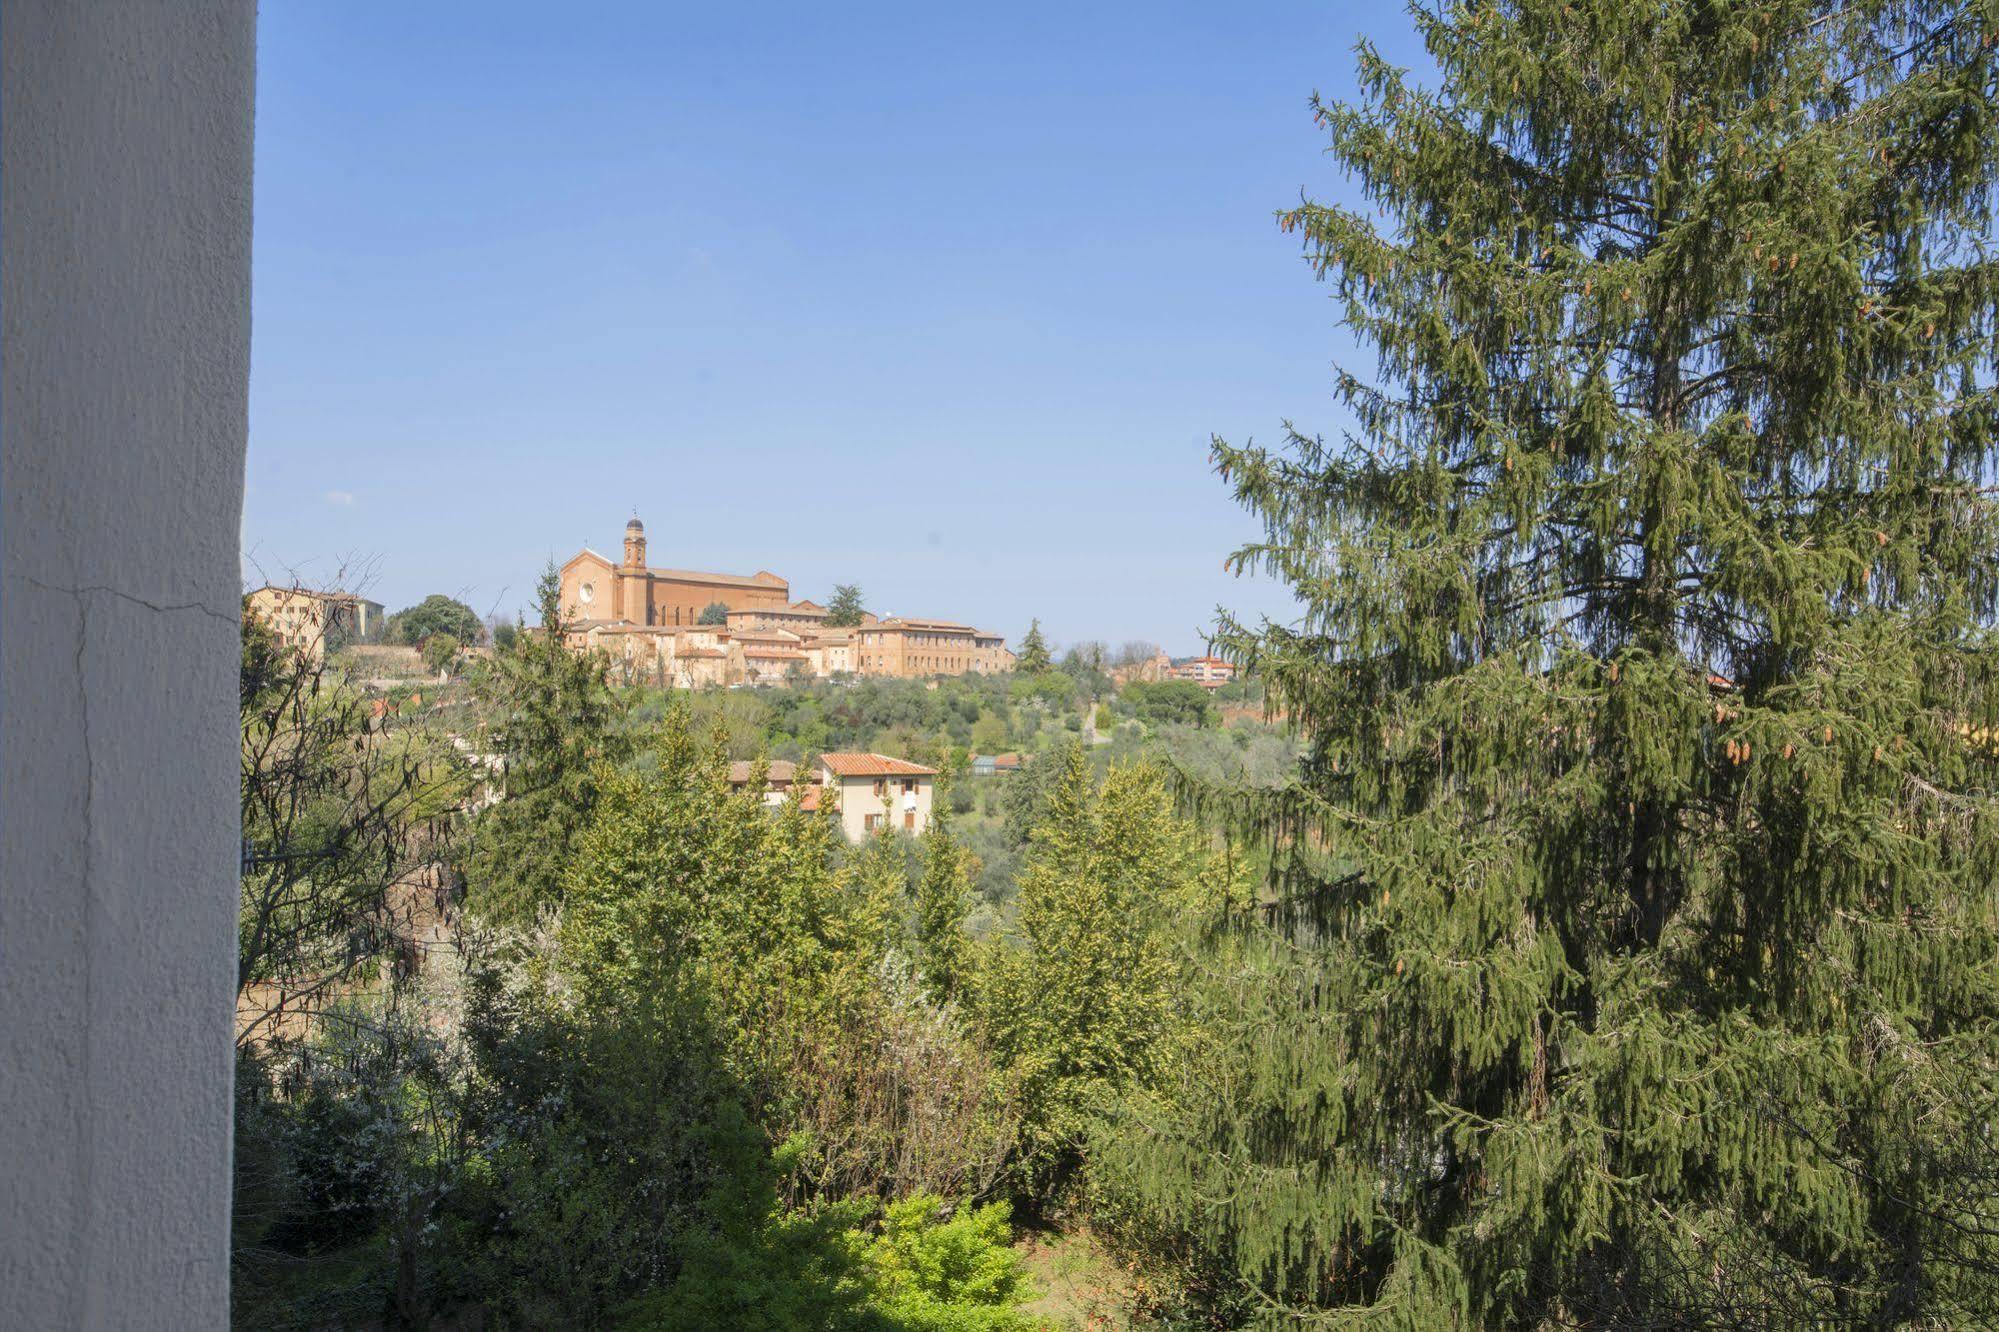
[619,516,649,624]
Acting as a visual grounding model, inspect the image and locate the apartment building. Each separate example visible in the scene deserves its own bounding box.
[245,585,386,661]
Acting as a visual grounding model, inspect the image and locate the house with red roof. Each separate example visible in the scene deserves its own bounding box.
[817,752,938,840]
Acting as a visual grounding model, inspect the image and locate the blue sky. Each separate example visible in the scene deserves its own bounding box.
[246,3,1420,652]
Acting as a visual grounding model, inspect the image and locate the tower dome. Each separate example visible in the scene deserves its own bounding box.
[626,516,644,533]
[622,515,647,570]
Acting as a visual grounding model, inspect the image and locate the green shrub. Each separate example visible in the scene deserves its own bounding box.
[620,1191,1044,1332]
[863,1193,1043,1331]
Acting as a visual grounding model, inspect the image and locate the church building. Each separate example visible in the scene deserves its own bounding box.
[559,517,789,627]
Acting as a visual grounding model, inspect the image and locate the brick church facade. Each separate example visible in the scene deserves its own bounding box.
[559,517,790,627]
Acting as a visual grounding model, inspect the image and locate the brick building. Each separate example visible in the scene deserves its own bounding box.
[559,517,789,628]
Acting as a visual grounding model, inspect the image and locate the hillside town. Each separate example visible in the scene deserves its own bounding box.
[557,517,1016,685]
[244,513,1242,693]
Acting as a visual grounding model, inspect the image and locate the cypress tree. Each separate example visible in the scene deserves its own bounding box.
[1102,3,1999,1325]
[914,786,976,1003]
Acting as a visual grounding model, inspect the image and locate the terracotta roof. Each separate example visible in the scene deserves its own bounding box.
[727,759,798,785]
[744,647,806,660]
[676,647,727,659]
[644,566,787,589]
[799,785,823,812]
[819,752,938,778]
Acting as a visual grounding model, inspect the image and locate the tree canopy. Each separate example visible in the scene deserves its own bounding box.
[387,593,483,646]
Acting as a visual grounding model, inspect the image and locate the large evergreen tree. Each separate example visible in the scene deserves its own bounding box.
[1102,3,1999,1325]
[826,583,868,627]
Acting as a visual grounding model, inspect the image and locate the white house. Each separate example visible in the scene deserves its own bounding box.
[817,752,937,840]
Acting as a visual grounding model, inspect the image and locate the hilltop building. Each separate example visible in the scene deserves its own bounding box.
[556,516,1012,684]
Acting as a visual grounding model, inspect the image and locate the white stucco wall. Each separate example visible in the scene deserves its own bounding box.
[3,2,256,1325]
[828,773,936,841]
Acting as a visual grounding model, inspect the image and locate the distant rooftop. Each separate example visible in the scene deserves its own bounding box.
[727,759,799,785]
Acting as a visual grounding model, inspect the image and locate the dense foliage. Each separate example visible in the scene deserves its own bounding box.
[420,632,461,676]
[234,616,1227,1327]
[1114,679,1217,729]
[231,5,1999,1326]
